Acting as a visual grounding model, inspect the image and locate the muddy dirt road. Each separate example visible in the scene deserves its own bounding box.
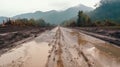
[0,27,120,67]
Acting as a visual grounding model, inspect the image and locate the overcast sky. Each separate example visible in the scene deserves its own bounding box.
[0,0,100,17]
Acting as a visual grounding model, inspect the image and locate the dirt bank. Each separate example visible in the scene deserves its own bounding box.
[0,26,53,56]
[0,27,120,67]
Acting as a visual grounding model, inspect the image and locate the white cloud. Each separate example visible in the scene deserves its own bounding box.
[0,0,100,17]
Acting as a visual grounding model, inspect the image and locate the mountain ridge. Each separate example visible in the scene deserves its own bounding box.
[0,4,93,24]
[89,0,120,23]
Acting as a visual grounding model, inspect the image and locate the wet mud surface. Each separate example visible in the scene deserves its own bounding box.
[0,27,120,67]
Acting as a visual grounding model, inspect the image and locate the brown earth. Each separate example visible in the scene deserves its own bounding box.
[0,27,120,67]
[0,26,53,56]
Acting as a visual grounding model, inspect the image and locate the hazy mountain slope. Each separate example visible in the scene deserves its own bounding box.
[89,0,120,23]
[13,4,93,24]
[0,17,7,24]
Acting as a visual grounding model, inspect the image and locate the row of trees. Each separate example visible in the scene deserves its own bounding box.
[61,11,92,27]
[93,20,119,27]
[0,18,51,27]
[77,11,92,27]
[62,11,119,27]
[90,0,120,23]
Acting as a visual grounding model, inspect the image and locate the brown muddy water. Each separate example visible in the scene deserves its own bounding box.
[0,41,51,67]
[0,27,120,67]
[0,27,57,67]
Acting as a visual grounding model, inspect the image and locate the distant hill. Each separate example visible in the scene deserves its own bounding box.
[13,4,93,24]
[0,4,93,24]
[0,17,7,24]
[89,0,120,23]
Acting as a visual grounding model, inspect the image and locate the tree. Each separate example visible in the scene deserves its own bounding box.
[5,18,12,25]
[94,20,103,26]
[104,20,116,26]
[90,0,120,23]
[77,11,92,27]
[77,11,84,26]
[36,19,47,27]
[28,18,36,26]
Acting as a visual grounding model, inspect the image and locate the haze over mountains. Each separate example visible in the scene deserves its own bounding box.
[90,0,120,23]
[0,17,7,23]
[0,4,93,24]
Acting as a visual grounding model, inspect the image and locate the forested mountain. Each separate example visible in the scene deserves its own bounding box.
[89,0,120,23]
[0,4,93,24]
[13,4,93,24]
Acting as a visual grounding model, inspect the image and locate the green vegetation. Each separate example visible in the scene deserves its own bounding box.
[90,0,120,23]
[62,11,119,27]
[61,11,92,27]
[0,18,51,27]
[61,0,120,27]
[77,11,92,27]
[61,20,76,27]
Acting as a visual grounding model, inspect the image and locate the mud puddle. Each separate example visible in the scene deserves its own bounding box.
[0,41,51,67]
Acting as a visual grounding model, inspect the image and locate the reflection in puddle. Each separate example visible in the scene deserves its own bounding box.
[0,41,51,67]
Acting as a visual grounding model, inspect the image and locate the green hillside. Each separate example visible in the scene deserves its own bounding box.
[90,0,120,23]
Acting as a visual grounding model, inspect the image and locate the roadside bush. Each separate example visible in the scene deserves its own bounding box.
[110,32,120,38]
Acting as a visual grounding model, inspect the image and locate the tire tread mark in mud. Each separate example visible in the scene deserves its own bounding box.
[46,27,64,67]
[77,33,93,67]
